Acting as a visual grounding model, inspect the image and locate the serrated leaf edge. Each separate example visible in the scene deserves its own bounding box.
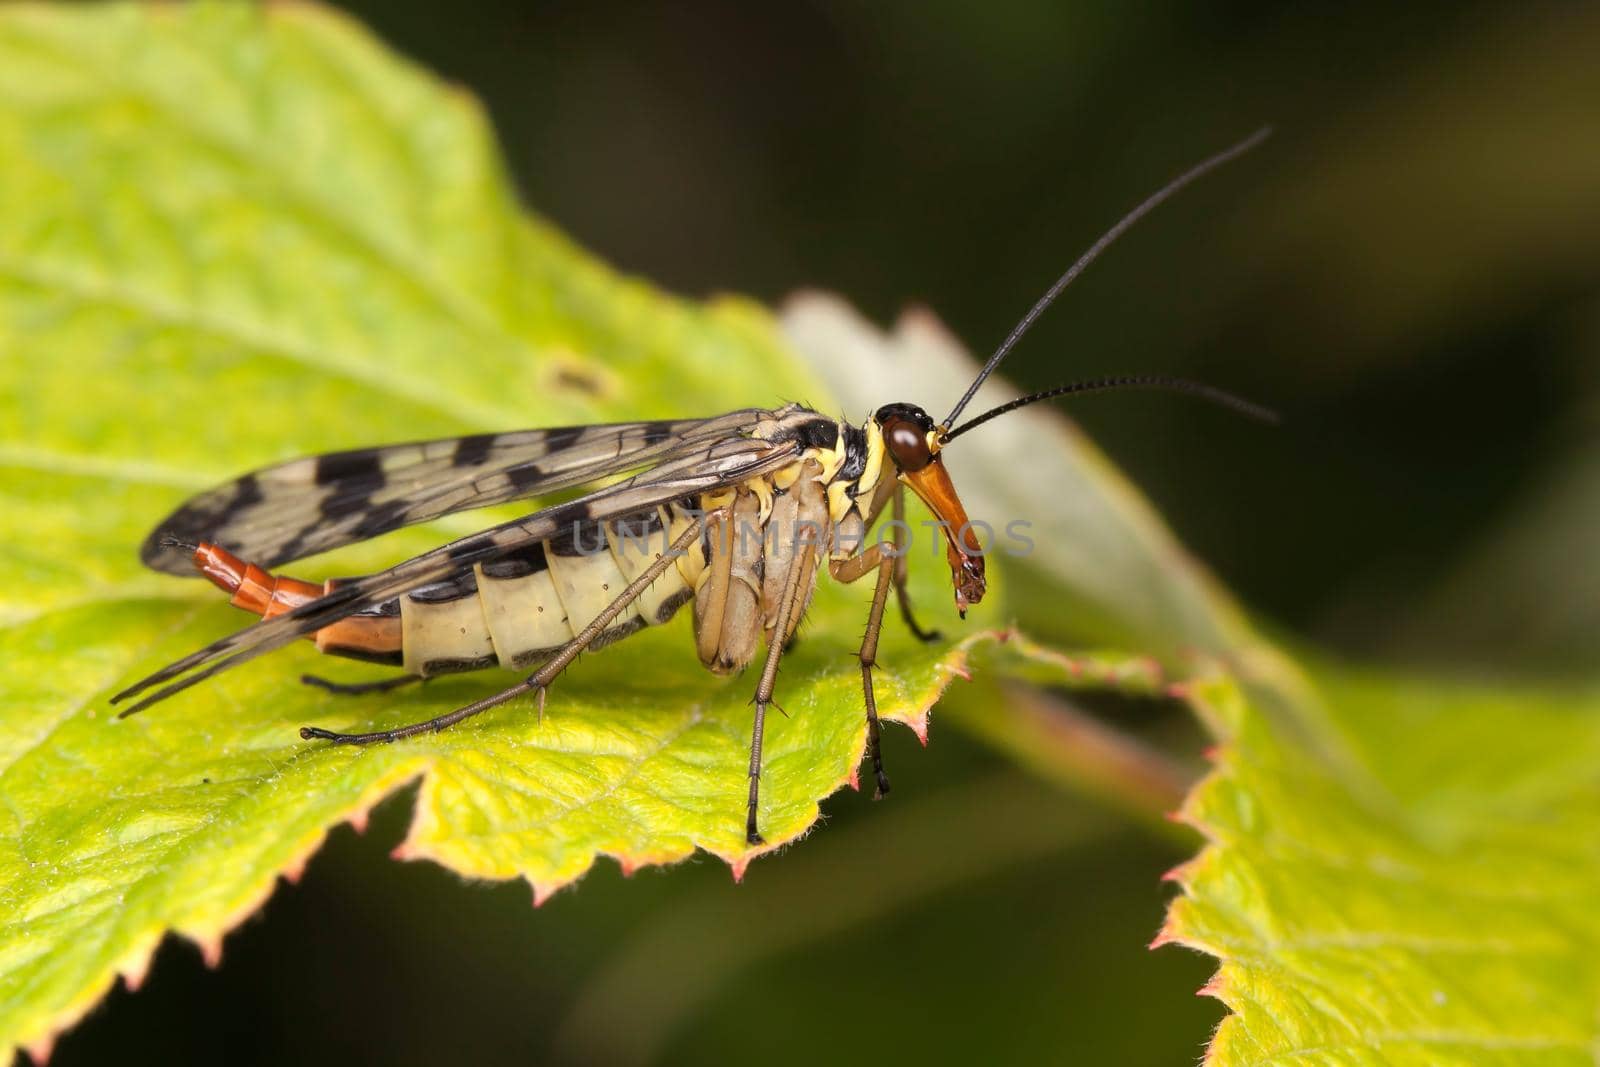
[12,629,1010,1062]
[1147,678,1251,1060]
[15,758,425,1064]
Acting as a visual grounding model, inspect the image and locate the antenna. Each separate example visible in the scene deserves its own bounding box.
[939,126,1272,432]
[939,373,1277,444]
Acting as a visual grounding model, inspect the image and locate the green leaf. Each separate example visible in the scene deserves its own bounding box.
[1160,667,1600,1066]
[0,2,1013,1054]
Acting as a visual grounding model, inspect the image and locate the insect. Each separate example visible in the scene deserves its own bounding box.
[112,129,1275,845]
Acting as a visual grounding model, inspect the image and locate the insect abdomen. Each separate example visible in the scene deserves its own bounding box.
[405,507,695,675]
[188,504,699,677]
[189,542,403,665]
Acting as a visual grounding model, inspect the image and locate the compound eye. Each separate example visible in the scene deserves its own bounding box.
[883,417,933,472]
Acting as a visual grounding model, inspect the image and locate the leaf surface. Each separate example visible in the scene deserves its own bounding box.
[1160,668,1600,1066]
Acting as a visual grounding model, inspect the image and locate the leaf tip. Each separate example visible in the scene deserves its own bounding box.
[193,933,224,970]
[119,955,152,994]
[25,1034,56,1066]
[939,661,972,682]
[906,715,930,746]
[281,856,309,886]
[1159,859,1194,885]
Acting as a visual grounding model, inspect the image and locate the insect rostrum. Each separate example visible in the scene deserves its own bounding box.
[112,130,1273,846]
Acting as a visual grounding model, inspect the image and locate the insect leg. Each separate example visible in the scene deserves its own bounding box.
[301,510,715,746]
[746,538,817,846]
[300,673,422,697]
[860,547,896,799]
[892,484,941,643]
[827,543,895,800]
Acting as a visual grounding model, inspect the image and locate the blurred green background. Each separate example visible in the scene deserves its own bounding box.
[52,2,1600,1064]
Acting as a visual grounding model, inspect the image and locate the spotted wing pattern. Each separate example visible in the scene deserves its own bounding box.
[141,411,769,575]
[113,433,802,714]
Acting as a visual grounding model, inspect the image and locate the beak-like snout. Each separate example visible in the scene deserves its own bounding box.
[900,458,986,615]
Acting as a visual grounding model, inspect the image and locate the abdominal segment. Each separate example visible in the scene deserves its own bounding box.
[188,539,405,665]
[187,503,703,678]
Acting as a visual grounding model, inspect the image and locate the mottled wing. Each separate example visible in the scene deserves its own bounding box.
[112,435,801,714]
[142,410,767,574]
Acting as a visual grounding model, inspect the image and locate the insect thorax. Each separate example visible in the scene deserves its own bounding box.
[741,405,889,551]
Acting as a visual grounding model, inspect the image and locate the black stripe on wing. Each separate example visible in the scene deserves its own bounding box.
[112,438,800,716]
[141,410,769,575]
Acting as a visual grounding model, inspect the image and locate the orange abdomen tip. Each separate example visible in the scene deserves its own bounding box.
[192,542,324,618]
[187,543,402,660]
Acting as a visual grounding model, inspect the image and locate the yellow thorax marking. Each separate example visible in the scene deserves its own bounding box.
[828,418,885,522]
